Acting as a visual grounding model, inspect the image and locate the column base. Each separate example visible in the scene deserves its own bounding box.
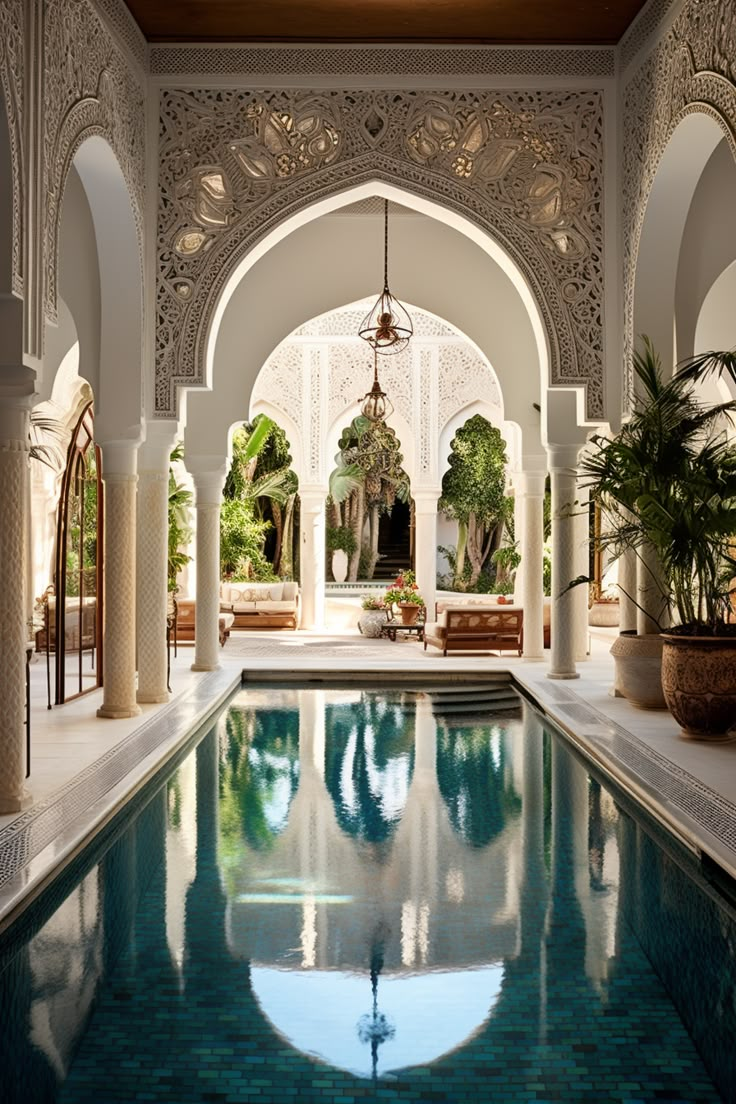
[547,671,581,680]
[0,789,33,814]
[97,704,142,719]
[136,691,170,704]
[191,662,220,672]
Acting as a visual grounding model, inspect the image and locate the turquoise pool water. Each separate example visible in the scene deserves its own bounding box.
[0,685,733,1102]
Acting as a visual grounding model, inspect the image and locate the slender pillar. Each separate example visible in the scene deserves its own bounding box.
[0,366,35,811]
[617,544,638,633]
[136,423,179,703]
[573,483,589,662]
[511,474,525,607]
[547,446,580,680]
[413,492,440,621]
[637,538,669,635]
[299,488,327,630]
[519,471,545,660]
[191,468,227,672]
[97,442,141,719]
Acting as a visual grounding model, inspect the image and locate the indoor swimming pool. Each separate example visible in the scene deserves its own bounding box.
[0,684,734,1103]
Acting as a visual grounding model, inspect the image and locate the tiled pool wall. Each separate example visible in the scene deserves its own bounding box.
[1,690,736,1103]
[616,801,736,1101]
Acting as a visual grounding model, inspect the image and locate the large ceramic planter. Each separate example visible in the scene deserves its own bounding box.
[661,634,736,740]
[331,549,348,584]
[609,629,666,709]
[358,610,388,638]
[588,599,620,627]
[399,603,421,625]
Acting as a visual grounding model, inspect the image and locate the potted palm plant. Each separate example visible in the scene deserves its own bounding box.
[578,339,736,736]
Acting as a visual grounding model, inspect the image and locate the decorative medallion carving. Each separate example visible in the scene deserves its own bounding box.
[622,0,736,409]
[44,0,146,321]
[156,87,605,421]
[0,0,25,297]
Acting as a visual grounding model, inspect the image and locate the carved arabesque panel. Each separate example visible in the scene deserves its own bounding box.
[622,0,736,408]
[438,344,502,427]
[0,0,24,297]
[44,0,146,321]
[156,87,605,421]
[251,342,304,424]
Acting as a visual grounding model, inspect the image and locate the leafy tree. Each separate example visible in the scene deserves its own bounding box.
[439,415,510,587]
[168,443,193,593]
[329,416,410,581]
[221,416,298,580]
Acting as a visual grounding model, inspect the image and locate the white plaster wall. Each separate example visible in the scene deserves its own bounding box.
[675,138,736,362]
[186,211,540,458]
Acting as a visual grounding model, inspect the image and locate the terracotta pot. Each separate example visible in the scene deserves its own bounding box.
[609,630,666,709]
[661,634,736,740]
[399,603,421,625]
[588,599,620,627]
[358,609,388,638]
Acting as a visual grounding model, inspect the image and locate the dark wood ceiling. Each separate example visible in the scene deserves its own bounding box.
[124,0,648,45]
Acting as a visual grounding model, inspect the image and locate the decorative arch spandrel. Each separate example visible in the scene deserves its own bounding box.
[156,87,606,421]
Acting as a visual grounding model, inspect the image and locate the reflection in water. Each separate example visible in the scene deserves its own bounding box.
[0,688,729,1102]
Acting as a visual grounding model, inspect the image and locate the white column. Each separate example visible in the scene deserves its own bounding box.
[299,488,327,630]
[547,446,580,680]
[136,423,179,704]
[191,468,227,672]
[519,471,545,660]
[0,367,35,811]
[97,442,141,719]
[637,539,669,635]
[573,483,589,662]
[414,491,440,621]
[511,472,525,607]
[617,544,638,633]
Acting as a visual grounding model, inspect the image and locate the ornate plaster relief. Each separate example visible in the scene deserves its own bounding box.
[0,0,25,297]
[156,87,605,421]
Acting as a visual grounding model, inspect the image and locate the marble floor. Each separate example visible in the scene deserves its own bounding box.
[2,626,735,925]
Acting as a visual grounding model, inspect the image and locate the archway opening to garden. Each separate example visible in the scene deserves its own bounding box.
[327,415,411,584]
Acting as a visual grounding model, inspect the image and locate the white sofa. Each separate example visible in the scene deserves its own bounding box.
[220,581,300,629]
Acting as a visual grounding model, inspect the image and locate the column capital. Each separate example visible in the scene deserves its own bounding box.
[138,419,180,473]
[413,489,441,512]
[187,455,228,506]
[300,486,329,510]
[546,443,581,472]
[98,440,138,478]
[520,471,546,498]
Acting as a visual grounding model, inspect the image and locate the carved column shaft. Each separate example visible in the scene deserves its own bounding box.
[519,472,545,661]
[300,489,327,631]
[0,369,34,811]
[618,544,638,634]
[98,444,140,719]
[136,426,179,703]
[192,471,226,672]
[136,468,170,704]
[548,450,580,680]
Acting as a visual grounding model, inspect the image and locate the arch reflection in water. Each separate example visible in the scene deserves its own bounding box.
[1,685,729,1103]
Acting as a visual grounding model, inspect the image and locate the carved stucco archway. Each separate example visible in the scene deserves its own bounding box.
[156,88,605,421]
[622,0,736,406]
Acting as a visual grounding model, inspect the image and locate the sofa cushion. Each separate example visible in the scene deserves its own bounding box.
[253,600,296,613]
[281,581,298,601]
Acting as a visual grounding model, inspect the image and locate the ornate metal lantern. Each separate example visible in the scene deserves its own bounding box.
[360,349,394,422]
[358,199,413,355]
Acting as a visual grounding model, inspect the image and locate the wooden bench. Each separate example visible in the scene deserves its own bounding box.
[423,607,523,657]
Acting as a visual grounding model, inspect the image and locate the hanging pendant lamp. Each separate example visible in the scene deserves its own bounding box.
[360,348,394,423]
[358,199,413,355]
